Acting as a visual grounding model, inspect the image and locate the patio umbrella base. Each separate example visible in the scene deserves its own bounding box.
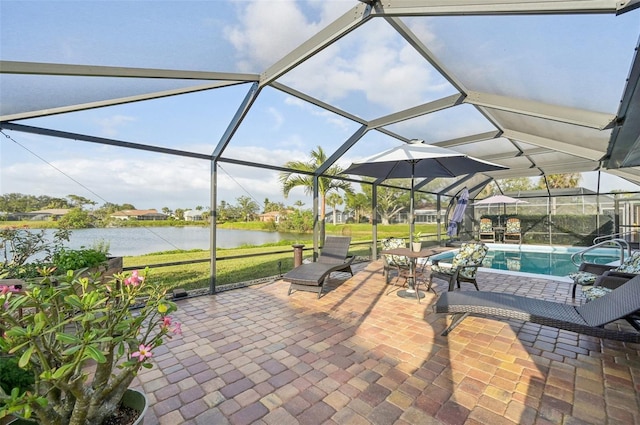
[397,289,426,299]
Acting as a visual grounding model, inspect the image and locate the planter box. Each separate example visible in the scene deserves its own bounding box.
[79,256,123,283]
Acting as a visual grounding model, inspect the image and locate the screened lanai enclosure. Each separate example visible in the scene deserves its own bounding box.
[1,0,640,292]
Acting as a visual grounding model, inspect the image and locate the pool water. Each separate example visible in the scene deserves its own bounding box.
[429,244,622,277]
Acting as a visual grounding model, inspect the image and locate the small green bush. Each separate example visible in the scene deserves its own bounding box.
[52,248,108,272]
[0,356,34,395]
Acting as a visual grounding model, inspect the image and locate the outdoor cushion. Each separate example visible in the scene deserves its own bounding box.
[502,218,522,243]
[582,286,613,302]
[479,219,493,233]
[429,241,489,291]
[381,238,411,267]
[431,242,488,280]
[478,218,495,243]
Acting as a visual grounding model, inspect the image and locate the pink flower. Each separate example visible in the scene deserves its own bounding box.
[124,270,144,287]
[0,285,20,295]
[131,344,153,362]
[172,322,182,335]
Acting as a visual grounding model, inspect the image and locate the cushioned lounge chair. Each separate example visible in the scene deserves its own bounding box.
[434,275,640,342]
[284,236,354,298]
[568,251,640,299]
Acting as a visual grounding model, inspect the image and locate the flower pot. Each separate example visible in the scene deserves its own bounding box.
[5,388,147,425]
[123,388,148,425]
[412,242,422,252]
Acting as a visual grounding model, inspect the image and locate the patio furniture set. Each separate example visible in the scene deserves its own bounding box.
[282,236,640,343]
[479,217,522,243]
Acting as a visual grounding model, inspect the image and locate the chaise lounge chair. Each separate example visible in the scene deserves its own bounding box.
[434,275,640,342]
[283,236,354,298]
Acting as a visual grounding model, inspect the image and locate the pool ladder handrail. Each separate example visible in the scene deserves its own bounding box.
[570,238,631,267]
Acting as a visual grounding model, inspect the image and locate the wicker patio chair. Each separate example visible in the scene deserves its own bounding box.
[582,268,640,301]
[434,275,640,342]
[428,241,489,292]
[283,236,354,298]
[478,218,496,243]
[568,250,640,299]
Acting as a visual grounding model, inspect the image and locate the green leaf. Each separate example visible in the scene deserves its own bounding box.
[18,345,34,368]
[6,327,27,338]
[84,345,107,363]
[52,363,75,379]
[56,332,81,344]
[64,294,83,309]
[61,345,82,356]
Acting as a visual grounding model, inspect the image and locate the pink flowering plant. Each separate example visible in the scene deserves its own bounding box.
[0,267,179,425]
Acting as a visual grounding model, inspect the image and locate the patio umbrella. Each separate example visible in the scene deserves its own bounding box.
[342,140,507,238]
[473,194,528,226]
[447,188,469,237]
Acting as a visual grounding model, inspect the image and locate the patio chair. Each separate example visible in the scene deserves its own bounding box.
[283,236,354,298]
[581,261,640,301]
[434,275,640,342]
[502,218,521,244]
[478,218,496,243]
[427,241,489,292]
[381,237,411,285]
[568,250,640,299]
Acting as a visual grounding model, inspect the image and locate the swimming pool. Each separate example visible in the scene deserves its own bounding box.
[428,244,622,279]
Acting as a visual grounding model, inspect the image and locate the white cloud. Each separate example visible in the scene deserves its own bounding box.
[274,18,447,112]
[224,1,325,71]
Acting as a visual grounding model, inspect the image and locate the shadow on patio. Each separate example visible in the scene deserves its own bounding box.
[134,261,640,425]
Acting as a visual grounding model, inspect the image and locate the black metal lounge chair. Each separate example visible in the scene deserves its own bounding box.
[283,236,354,298]
[434,275,640,342]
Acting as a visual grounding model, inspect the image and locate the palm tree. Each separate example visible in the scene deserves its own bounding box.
[280,146,353,240]
[326,193,344,225]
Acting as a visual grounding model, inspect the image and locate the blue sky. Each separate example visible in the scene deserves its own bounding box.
[1,1,639,212]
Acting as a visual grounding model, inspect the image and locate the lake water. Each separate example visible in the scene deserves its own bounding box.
[40,227,306,256]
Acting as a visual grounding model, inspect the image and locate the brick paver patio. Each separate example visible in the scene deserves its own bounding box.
[133,260,640,425]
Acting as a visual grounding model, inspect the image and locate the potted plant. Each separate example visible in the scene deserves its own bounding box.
[0,266,180,425]
[411,231,423,252]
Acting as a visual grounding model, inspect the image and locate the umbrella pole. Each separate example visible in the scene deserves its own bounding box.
[410,163,415,241]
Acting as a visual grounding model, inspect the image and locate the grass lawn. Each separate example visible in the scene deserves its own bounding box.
[125,223,441,292]
[3,220,441,292]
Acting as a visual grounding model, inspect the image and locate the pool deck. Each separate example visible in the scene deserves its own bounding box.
[133,259,640,425]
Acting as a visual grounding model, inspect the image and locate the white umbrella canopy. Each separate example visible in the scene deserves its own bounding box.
[343,140,507,238]
[473,194,528,206]
[473,194,528,226]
